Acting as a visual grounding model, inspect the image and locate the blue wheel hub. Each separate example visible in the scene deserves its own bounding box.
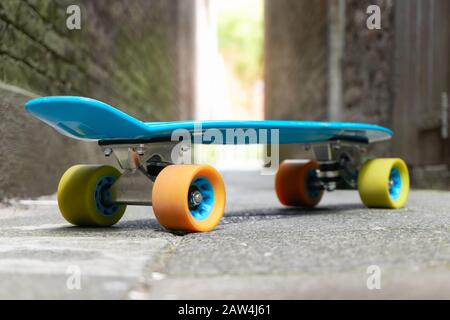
[306,169,321,199]
[94,176,119,216]
[188,177,214,220]
[388,167,402,200]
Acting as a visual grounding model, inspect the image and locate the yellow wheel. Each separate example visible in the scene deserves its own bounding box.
[275,160,324,207]
[358,158,410,209]
[57,165,126,227]
[152,165,226,232]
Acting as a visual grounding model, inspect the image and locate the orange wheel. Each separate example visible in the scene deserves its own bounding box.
[275,160,323,207]
[152,165,226,232]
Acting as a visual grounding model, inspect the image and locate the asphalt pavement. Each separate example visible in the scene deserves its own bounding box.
[0,171,448,299]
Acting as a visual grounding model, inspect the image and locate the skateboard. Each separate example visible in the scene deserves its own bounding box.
[25,96,410,232]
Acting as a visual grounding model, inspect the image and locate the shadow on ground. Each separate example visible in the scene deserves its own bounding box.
[38,203,367,239]
[223,203,365,223]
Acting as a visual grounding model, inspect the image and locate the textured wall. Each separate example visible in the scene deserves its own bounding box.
[264,0,395,158]
[264,0,328,159]
[265,0,328,121]
[0,0,195,199]
[343,0,395,156]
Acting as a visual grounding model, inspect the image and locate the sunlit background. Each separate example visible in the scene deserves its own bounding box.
[194,0,265,170]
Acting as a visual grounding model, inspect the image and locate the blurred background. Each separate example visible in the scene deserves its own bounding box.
[0,0,449,201]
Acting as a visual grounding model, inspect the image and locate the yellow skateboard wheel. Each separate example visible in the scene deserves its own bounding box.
[275,160,323,207]
[358,158,410,208]
[57,165,126,226]
[152,165,226,232]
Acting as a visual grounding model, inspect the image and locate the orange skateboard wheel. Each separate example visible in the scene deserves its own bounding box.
[152,164,226,232]
[275,160,323,207]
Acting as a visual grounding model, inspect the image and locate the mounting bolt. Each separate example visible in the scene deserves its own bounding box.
[189,190,203,207]
[104,148,113,157]
[137,145,145,156]
[332,142,341,150]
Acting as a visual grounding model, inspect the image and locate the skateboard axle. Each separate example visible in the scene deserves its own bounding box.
[189,190,203,207]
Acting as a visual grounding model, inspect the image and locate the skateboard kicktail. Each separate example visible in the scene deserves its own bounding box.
[25,96,410,232]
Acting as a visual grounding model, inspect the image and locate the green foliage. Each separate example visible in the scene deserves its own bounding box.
[217,0,263,85]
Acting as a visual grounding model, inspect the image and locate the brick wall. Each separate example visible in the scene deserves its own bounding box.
[0,0,195,199]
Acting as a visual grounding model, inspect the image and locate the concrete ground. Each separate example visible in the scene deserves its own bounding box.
[0,171,448,299]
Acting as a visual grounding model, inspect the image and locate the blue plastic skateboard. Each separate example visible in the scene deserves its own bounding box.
[25,96,410,232]
[26,96,392,143]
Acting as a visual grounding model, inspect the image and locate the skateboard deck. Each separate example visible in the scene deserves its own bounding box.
[25,96,392,144]
[24,96,410,233]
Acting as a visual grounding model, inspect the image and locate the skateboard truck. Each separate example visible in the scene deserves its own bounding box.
[100,141,185,206]
[100,139,366,205]
[311,140,365,191]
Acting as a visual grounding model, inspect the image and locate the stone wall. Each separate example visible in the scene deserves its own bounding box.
[343,0,395,156]
[264,0,395,158]
[264,0,328,159]
[0,0,195,200]
[264,0,328,121]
